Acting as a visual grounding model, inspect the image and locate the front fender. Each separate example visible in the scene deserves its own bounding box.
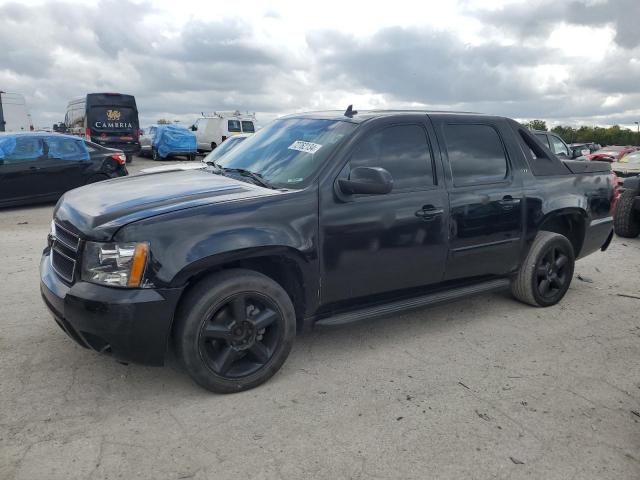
[114,191,319,289]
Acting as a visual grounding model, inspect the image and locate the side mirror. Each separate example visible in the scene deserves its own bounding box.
[571,149,581,159]
[191,125,197,131]
[338,166,393,195]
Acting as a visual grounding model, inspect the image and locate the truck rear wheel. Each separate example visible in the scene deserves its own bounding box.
[173,269,296,393]
[614,189,640,238]
[511,231,575,307]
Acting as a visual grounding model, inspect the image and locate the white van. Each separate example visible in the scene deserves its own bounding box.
[0,92,32,132]
[191,111,256,152]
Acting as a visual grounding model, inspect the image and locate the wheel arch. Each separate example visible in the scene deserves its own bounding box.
[536,208,587,257]
[171,246,315,334]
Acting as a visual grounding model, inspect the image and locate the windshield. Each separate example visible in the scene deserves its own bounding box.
[202,136,246,164]
[216,118,357,189]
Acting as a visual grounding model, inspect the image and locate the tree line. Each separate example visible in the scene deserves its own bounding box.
[524,120,640,146]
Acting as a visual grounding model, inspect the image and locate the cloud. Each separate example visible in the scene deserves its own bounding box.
[0,0,638,129]
[477,0,640,49]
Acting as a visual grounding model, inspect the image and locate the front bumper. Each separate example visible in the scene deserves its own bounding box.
[40,249,183,366]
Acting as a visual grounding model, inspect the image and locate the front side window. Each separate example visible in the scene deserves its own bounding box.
[444,124,508,186]
[228,120,241,133]
[217,118,357,189]
[349,124,434,190]
[241,121,255,133]
[549,135,569,156]
[0,136,44,163]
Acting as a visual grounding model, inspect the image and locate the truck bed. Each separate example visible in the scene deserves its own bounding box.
[563,159,611,174]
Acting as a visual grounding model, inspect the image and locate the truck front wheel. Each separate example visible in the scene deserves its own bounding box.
[613,189,640,238]
[173,269,296,393]
[511,231,575,307]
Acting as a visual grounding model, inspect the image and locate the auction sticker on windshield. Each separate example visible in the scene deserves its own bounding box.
[288,140,322,154]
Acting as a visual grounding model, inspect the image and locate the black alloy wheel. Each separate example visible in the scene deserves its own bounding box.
[511,231,575,307]
[198,293,282,378]
[535,246,570,300]
[174,269,296,393]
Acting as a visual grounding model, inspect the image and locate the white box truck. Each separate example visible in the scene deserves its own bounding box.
[190,111,256,152]
[0,92,32,132]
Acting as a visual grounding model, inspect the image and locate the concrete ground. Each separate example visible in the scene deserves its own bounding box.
[1,155,639,479]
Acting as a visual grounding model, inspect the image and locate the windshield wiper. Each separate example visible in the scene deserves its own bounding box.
[209,163,275,189]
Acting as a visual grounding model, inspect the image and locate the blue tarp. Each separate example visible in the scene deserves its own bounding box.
[0,133,88,161]
[152,124,197,158]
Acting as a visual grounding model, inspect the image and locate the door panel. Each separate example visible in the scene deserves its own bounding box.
[0,136,49,203]
[319,119,449,305]
[437,121,524,280]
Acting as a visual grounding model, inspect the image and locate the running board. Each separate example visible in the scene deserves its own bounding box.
[314,278,511,328]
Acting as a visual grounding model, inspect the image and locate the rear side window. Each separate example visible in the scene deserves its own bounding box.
[349,124,434,190]
[47,137,89,161]
[228,120,241,133]
[241,121,255,133]
[444,124,508,186]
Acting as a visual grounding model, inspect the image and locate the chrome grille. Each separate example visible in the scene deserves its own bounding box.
[51,222,81,283]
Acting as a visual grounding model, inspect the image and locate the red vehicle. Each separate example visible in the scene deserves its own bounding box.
[584,146,638,162]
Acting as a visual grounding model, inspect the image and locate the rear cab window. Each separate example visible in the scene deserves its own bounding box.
[534,133,550,148]
[241,121,255,133]
[443,124,509,186]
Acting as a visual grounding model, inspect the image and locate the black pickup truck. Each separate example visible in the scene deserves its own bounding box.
[40,109,616,393]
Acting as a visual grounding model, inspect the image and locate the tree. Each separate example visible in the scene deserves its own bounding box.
[524,120,547,131]
[157,119,170,124]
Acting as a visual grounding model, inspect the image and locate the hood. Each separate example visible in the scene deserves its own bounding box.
[139,162,205,175]
[54,169,279,240]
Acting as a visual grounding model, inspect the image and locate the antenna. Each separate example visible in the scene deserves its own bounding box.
[344,105,358,118]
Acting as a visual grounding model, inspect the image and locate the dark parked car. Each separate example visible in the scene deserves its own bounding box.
[614,175,640,238]
[532,130,583,159]
[568,142,600,157]
[41,110,615,393]
[0,133,128,207]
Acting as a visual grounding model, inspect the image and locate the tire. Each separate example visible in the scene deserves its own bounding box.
[511,231,575,307]
[85,174,110,185]
[614,189,640,238]
[210,142,217,151]
[152,148,160,161]
[173,269,296,393]
[125,154,132,164]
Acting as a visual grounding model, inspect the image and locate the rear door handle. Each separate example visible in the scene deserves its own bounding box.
[415,205,444,221]
[498,195,518,210]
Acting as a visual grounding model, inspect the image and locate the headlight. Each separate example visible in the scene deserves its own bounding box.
[81,241,149,287]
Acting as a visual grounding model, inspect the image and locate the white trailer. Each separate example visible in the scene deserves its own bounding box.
[0,92,32,132]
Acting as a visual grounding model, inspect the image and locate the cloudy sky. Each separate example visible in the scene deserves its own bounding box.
[1,0,638,129]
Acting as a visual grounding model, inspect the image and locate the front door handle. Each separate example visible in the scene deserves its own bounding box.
[415,205,444,221]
